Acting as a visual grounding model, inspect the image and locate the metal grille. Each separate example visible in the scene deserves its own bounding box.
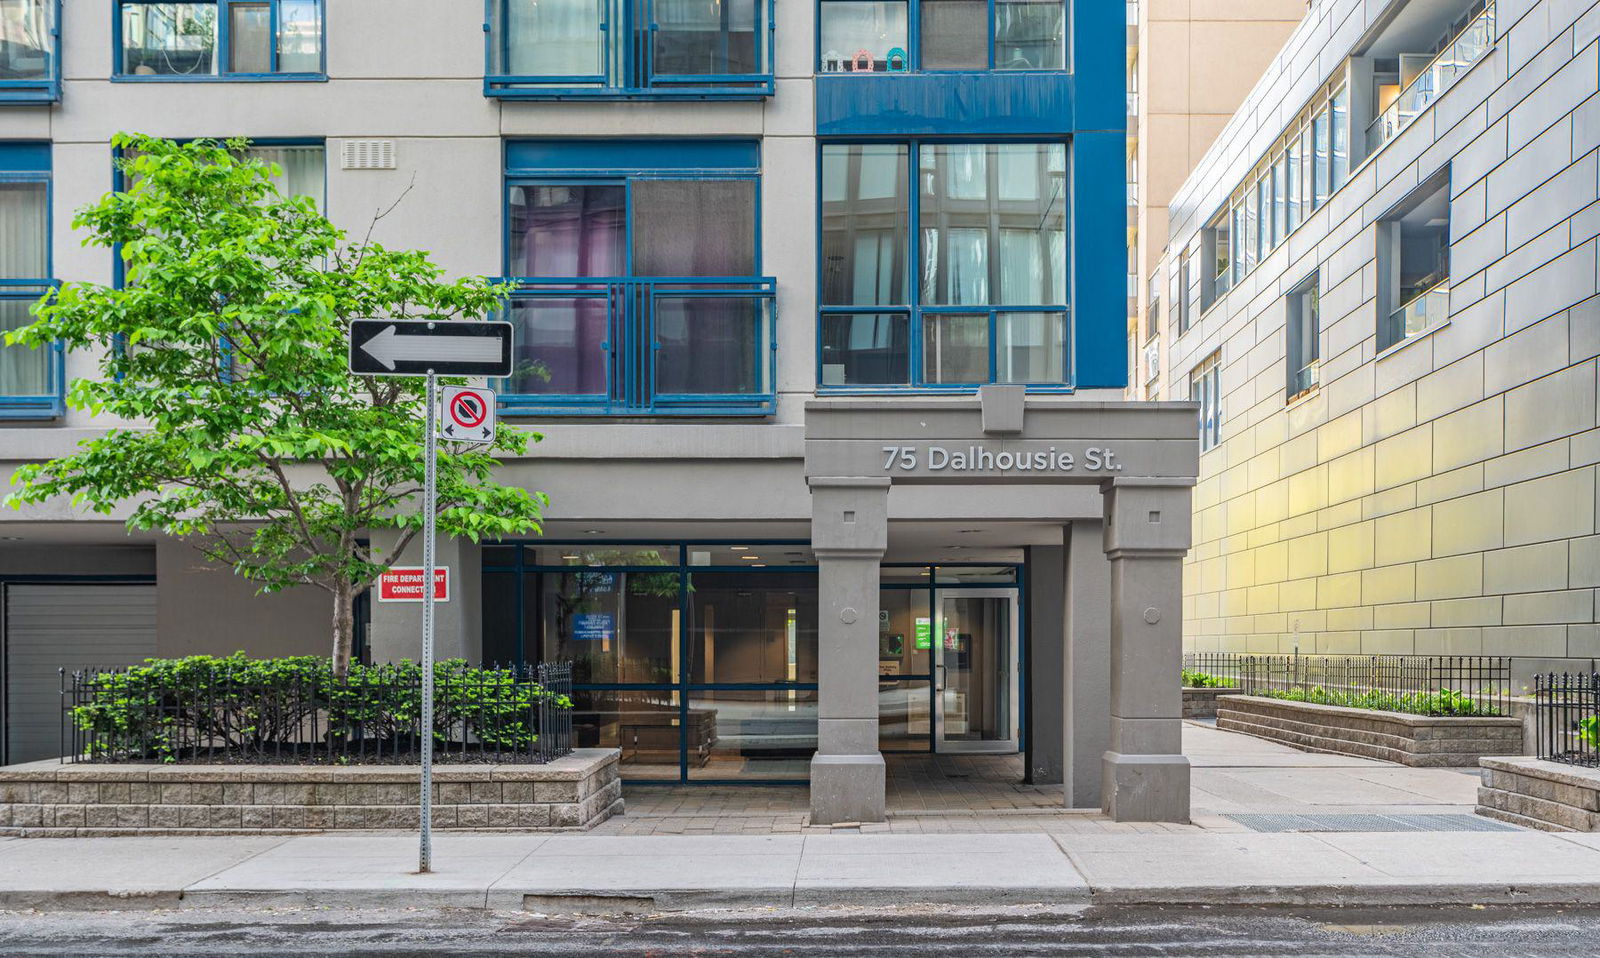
[1227,813,1518,833]
[1535,673,1600,768]
[62,660,573,766]
[340,139,396,170]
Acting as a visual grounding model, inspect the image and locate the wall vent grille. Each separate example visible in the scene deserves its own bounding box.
[341,140,396,171]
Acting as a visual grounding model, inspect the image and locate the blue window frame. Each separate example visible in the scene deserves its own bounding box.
[818,0,1065,74]
[0,143,62,419]
[114,0,325,80]
[485,0,774,100]
[500,140,775,417]
[818,140,1070,391]
[0,0,60,102]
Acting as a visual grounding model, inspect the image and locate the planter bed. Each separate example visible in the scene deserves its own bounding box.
[0,748,621,837]
[1215,694,1523,767]
[1478,757,1600,831]
[1182,687,1233,719]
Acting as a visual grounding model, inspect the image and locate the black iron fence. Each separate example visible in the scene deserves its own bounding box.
[1233,654,1510,717]
[1181,652,1246,688]
[62,660,573,765]
[1534,673,1600,768]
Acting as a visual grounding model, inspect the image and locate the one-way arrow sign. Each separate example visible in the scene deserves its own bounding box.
[348,319,514,377]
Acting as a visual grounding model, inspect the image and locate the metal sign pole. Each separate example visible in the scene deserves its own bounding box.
[419,369,437,874]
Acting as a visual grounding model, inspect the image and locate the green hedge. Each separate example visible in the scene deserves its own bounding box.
[1257,685,1501,717]
[70,653,571,763]
[1181,669,1237,689]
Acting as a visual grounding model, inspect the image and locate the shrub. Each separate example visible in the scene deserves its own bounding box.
[1181,669,1237,689]
[1257,685,1501,717]
[69,653,571,763]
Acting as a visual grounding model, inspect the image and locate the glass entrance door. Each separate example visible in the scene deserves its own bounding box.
[933,589,1019,753]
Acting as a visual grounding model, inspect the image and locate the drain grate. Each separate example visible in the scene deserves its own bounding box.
[1225,813,1519,833]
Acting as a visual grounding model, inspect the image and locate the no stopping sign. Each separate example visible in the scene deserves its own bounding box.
[440,385,496,445]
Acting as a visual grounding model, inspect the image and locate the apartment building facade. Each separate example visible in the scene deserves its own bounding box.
[0,2,1197,823]
[1126,0,1307,400]
[1155,0,1599,670]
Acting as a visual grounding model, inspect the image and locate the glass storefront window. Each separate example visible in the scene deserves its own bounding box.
[878,589,932,675]
[540,570,682,685]
[686,572,819,685]
[687,690,817,780]
[878,680,932,751]
[525,544,679,567]
[572,688,683,780]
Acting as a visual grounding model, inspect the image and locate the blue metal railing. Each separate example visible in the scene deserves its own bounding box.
[484,0,775,99]
[495,275,777,416]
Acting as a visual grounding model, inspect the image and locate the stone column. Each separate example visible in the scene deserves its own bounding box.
[1063,519,1111,808]
[808,477,890,824]
[1100,478,1193,823]
[1024,542,1065,785]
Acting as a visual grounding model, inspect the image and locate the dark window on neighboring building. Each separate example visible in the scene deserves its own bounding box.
[1286,275,1320,400]
[1377,171,1450,352]
[818,0,1066,73]
[116,0,324,78]
[1191,351,1221,452]
[1201,210,1230,311]
[1176,253,1192,333]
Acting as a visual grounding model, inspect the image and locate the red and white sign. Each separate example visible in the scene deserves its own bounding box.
[440,385,496,445]
[377,567,450,602]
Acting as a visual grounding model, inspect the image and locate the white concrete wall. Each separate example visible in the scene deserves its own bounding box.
[1158,0,1600,663]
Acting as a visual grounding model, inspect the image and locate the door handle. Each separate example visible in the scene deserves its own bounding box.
[935,664,946,691]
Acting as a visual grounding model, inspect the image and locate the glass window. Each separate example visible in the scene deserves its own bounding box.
[923,313,988,383]
[1176,254,1191,332]
[654,0,760,77]
[995,0,1065,70]
[821,313,911,385]
[498,0,603,79]
[241,143,324,207]
[1286,279,1319,399]
[509,183,627,279]
[632,179,756,277]
[1331,85,1349,191]
[539,569,684,685]
[687,690,817,780]
[1379,175,1451,351]
[119,1,322,77]
[819,1,910,72]
[821,144,910,306]
[0,0,57,85]
[822,0,1064,72]
[0,177,50,404]
[878,679,932,751]
[1191,351,1221,452]
[996,312,1065,383]
[1313,105,1331,207]
[686,572,818,685]
[573,688,683,780]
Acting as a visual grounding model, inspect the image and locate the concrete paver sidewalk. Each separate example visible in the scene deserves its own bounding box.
[3,826,1600,912]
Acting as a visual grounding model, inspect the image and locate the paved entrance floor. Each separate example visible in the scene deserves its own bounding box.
[591,721,1487,836]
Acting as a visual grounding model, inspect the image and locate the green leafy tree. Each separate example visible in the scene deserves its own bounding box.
[3,134,546,679]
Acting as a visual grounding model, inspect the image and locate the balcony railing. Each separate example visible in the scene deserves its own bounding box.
[496,276,777,416]
[485,0,774,99]
[1380,281,1449,351]
[0,0,59,102]
[1367,3,1495,153]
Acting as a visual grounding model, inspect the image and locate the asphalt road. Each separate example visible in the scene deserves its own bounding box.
[4,904,1600,956]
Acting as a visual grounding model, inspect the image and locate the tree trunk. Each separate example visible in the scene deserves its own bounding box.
[331,579,356,681]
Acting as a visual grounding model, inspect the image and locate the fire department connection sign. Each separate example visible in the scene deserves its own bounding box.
[441,386,496,445]
[377,567,450,602]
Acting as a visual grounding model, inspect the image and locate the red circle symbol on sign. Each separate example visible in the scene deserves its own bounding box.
[449,392,488,429]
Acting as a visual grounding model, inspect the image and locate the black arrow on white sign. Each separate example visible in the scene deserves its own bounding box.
[348,320,514,378]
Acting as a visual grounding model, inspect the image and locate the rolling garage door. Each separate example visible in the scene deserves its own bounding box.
[2,584,157,765]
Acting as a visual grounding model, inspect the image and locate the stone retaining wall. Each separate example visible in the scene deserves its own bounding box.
[1215,695,1524,767]
[1182,687,1231,719]
[1478,757,1600,832]
[0,748,621,837]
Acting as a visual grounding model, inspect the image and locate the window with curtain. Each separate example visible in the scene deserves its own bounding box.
[820,140,1068,389]
[117,0,323,78]
[819,0,1065,72]
[501,143,772,414]
[488,0,770,97]
[0,170,51,406]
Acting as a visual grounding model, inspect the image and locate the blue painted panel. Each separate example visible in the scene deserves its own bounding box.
[1071,131,1126,390]
[815,73,1074,137]
[0,143,50,174]
[1071,0,1125,134]
[506,140,761,174]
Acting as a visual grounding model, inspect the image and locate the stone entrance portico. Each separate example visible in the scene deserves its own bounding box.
[804,389,1199,824]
